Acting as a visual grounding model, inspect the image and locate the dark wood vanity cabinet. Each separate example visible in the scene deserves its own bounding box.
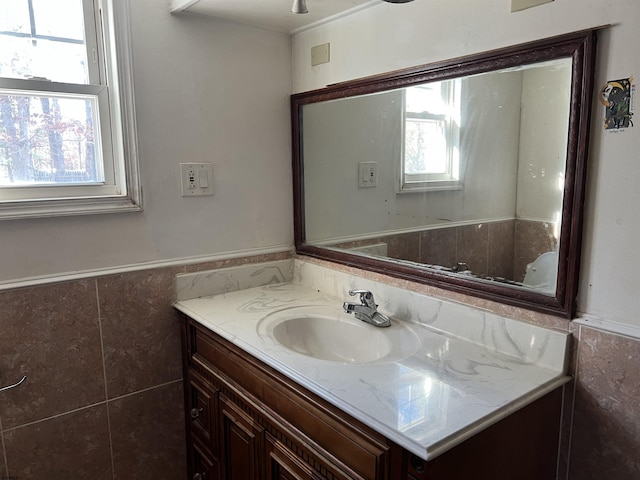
[185,372,221,479]
[182,315,390,480]
[181,315,564,480]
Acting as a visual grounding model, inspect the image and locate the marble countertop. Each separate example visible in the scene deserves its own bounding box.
[174,280,570,461]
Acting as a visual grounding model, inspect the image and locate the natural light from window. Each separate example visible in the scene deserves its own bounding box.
[0,0,140,218]
[400,80,461,193]
[0,0,102,189]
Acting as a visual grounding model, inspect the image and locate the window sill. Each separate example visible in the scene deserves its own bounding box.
[397,180,464,194]
[0,196,143,220]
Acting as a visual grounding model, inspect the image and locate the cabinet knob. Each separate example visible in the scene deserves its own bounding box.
[193,473,204,480]
[190,407,203,420]
[411,455,425,473]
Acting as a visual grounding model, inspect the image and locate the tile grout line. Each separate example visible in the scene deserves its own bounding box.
[1,400,109,434]
[107,378,183,403]
[94,279,116,480]
[0,379,184,436]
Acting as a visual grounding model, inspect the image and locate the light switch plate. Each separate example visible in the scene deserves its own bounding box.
[511,0,553,12]
[358,161,378,188]
[311,43,330,66]
[180,163,214,196]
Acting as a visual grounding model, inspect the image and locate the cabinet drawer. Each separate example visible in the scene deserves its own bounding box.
[186,372,219,452]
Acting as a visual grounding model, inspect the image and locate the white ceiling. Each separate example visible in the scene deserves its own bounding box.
[170,0,376,34]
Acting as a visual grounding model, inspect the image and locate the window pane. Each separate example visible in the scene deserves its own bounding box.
[0,93,104,186]
[406,83,447,114]
[0,0,31,35]
[32,0,85,40]
[405,119,447,174]
[0,0,89,84]
[0,36,89,83]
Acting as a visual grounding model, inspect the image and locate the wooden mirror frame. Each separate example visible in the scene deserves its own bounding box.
[291,29,597,318]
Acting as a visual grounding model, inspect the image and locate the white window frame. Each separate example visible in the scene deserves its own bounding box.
[398,80,462,193]
[0,0,141,220]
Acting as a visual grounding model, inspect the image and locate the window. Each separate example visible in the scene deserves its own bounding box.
[399,80,461,193]
[0,0,140,219]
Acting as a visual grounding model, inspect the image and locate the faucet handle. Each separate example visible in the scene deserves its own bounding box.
[348,289,375,307]
[348,289,369,296]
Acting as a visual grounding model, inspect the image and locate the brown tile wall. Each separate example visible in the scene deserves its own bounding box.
[487,220,516,278]
[332,219,555,282]
[3,248,635,480]
[559,325,640,480]
[513,219,558,282]
[332,220,519,279]
[0,251,290,480]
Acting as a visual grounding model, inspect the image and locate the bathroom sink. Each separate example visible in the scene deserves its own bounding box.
[257,305,421,364]
[272,316,391,362]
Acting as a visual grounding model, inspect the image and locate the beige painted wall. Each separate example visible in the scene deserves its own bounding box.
[517,61,572,224]
[0,0,293,283]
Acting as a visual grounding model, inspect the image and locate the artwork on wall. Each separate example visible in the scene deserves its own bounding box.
[600,76,635,130]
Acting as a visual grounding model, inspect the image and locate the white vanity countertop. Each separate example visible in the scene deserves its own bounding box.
[174,281,570,461]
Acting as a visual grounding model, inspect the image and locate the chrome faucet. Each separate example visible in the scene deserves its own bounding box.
[342,289,391,328]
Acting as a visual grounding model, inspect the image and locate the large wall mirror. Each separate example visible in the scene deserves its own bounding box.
[292,30,597,318]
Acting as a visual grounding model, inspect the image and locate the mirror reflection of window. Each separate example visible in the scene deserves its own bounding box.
[401,80,461,192]
[396,366,450,432]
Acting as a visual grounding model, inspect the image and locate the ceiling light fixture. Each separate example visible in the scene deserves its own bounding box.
[291,0,308,14]
[292,0,414,16]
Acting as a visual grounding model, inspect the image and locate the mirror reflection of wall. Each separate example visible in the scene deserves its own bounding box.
[302,58,571,293]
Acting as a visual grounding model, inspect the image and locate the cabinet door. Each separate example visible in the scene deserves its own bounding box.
[265,433,316,480]
[219,394,265,480]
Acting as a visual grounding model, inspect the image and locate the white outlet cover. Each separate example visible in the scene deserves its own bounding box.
[358,161,377,188]
[180,163,214,196]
